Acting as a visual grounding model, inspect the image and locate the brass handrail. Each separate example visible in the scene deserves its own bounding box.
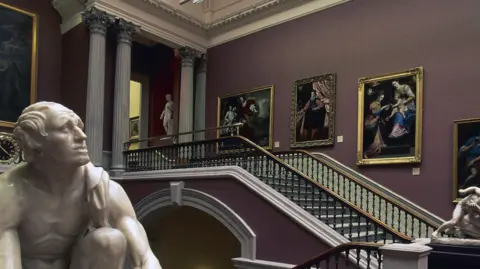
[125,135,413,242]
[293,242,384,269]
[274,149,440,231]
[125,123,243,145]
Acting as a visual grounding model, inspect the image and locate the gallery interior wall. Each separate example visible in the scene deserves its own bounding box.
[0,0,62,133]
[205,0,480,219]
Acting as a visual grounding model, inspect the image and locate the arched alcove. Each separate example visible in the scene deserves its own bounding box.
[134,186,257,260]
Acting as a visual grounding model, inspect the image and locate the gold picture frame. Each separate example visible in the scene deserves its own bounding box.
[0,2,38,127]
[291,73,336,148]
[357,67,423,165]
[217,85,275,150]
[129,116,140,140]
[452,117,480,202]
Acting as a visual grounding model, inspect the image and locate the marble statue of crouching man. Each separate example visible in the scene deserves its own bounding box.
[0,102,162,269]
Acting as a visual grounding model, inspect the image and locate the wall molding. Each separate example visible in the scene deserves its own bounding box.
[53,0,349,50]
[134,182,257,259]
[232,257,294,269]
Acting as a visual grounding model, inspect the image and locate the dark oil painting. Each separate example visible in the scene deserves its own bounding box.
[291,73,336,148]
[357,67,423,165]
[0,2,37,127]
[453,118,480,201]
[217,85,274,150]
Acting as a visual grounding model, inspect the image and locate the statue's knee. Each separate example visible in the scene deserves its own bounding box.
[90,228,126,257]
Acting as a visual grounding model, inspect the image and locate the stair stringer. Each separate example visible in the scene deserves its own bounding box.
[123,166,380,269]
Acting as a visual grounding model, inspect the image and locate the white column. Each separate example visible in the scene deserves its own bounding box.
[178,46,197,143]
[81,7,114,167]
[110,19,140,176]
[380,243,432,269]
[194,54,207,141]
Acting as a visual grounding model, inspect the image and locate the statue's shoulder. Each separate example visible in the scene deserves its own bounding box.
[0,164,26,230]
[83,162,110,190]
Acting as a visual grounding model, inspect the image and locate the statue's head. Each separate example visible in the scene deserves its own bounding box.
[13,102,90,167]
[165,94,172,101]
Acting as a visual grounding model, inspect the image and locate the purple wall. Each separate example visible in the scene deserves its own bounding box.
[205,0,480,219]
[121,178,329,264]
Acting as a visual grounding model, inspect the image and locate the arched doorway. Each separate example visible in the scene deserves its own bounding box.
[134,185,257,268]
[143,206,240,269]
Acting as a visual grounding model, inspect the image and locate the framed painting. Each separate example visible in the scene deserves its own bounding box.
[0,2,38,127]
[291,73,336,148]
[453,118,480,202]
[217,85,274,150]
[356,67,423,165]
[129,116,140,140]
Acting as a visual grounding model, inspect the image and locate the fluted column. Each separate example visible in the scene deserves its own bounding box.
[178,46,197,143]
[110,19,140,176]
[194,54,207,141]
[81,7,114,167]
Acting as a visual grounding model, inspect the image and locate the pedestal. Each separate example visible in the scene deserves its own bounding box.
[427,243,480,269]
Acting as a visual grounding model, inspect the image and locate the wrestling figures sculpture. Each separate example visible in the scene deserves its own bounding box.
[432,187,480,244]
[0,102,162,268]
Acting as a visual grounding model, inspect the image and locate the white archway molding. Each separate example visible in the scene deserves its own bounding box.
[134,182,257,259]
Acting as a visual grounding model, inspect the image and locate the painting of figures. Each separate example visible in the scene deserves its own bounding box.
[0,2,37,127]
[217,85,274,150]
[357,67,423,165]
[291,73,336,148]
[453,118,480,202]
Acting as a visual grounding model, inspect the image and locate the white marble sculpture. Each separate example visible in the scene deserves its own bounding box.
[160,94,174,135]
[431,187,480,245]
[0,102,162,268]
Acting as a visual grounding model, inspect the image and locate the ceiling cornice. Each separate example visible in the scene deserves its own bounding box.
[53,0,350,50]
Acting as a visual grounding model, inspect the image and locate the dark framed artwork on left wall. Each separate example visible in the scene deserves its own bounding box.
[0,2,38,127]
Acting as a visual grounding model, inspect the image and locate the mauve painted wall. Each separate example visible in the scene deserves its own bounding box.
[120,178,329,264]
[0,0,61,133]
[205,0,480,219]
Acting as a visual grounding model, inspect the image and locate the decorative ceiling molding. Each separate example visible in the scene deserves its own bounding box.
[53,0,350,50]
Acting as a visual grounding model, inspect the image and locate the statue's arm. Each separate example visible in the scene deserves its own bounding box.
[108,180,161,269]
[0,176,22,268]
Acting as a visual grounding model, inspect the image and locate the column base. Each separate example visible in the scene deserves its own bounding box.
[110,167,126,177]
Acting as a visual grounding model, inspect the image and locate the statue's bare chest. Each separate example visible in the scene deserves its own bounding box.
[19,186,90,242]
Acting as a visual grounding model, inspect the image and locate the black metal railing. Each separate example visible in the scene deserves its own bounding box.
[124,136,412,244]
[275,150,441,239]
[293,242,384,269]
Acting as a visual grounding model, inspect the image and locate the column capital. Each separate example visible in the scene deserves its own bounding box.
[81,7,115,36]
[197,53,207,74]
[177,46,199,67]
[116,19,140,45]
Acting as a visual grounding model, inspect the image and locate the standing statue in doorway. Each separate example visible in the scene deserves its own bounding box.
[160,94,174,135]
[0,102,162,269]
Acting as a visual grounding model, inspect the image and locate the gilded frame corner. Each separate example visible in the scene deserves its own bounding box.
[216,85,275,150]
[356,67,424,166]
[290,73,336,149]
[452,117,480,202]
[0,2,38,128]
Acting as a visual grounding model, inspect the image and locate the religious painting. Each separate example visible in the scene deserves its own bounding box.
[217,85,274,150]
[453,118,480,202]
[0,2,38,127]
[291,73,336,148]
[129,117,140,140]
[356,67,423,165]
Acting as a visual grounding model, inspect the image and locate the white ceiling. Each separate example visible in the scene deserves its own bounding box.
[53,0,350,51]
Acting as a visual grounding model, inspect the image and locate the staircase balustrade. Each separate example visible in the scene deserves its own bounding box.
[293,242,384,269]
[124,136,412,244]
[275,150,439,239]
